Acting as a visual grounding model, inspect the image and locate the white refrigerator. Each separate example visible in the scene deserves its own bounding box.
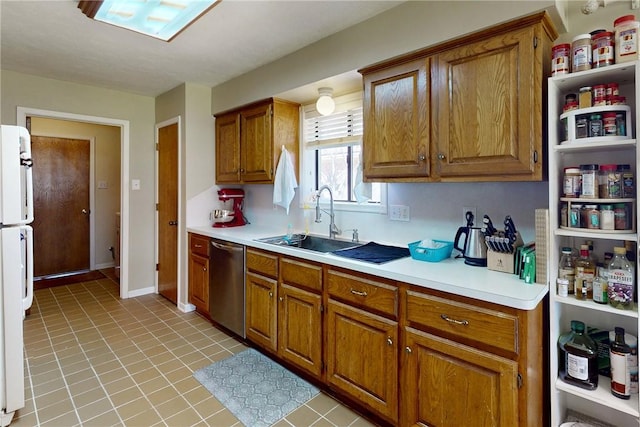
[0,125,34,427]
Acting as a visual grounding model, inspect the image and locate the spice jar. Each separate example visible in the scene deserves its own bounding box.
[576,115,589,138]
[599,164,621,198]
[571,204,584,228]
[603,112,618,135]
[585,205,600,229]
[564,167,582,197]
[614,203,628,229]
[580,164,599,198]
[561,203,569,227]
[616,112,627,136]
[552,43,571,76]
[618,164,635,198]
[601,205,615,230]
[579,87,593,108]
[572,34,592,72]
[592,31,615,68]
[615,15,640,63]
[607,82,619,97]
[593,84,607,99]
[589,114,603,137]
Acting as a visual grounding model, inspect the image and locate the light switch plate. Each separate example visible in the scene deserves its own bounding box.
[390,205,410,221]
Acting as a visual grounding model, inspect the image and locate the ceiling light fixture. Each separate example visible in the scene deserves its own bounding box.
[77,0,220,42]
[315,87,335,116]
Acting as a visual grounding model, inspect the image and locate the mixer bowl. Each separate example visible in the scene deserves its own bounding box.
[213,209,235,223]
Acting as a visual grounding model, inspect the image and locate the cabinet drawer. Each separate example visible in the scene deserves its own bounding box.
[405,290,518,354]
[327,269,397,318]
[280,257,322,292]
[190,234,210,257]
[246,249,278,279]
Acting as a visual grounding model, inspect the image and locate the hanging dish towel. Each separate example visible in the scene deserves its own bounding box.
[353,161,372,204]
[273,147,298,214]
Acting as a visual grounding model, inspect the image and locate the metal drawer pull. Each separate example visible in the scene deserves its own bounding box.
[194,244,203,248]
[440,314,469,326]
[350,289,368,297]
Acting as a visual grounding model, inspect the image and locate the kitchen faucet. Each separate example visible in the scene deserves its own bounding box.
[315,185,341,239]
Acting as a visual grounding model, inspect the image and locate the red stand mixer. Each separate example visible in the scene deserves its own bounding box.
[212,188,248,227]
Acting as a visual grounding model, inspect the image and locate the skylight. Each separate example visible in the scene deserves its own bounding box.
[78,0,220,42]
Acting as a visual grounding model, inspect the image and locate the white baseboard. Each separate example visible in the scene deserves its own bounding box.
[127,286,155,298]
[94,262,115,270]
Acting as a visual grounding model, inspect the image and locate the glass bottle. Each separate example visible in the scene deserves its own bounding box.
[558,247,576,295]
[558,320,599,390]
[575,245,595,300]
[610,327,632,399]
[608,247,635,310]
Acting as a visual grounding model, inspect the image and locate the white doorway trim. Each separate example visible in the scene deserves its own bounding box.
[17,107,130,299]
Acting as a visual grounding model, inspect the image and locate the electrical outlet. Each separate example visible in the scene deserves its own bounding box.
[463,206,476,226]
[390,205,410,222]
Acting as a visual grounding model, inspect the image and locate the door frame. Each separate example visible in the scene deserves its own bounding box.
[30,134,96,273]
[17,107,130,299]
[154,117,185,309]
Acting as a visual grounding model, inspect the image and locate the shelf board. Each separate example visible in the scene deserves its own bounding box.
[555,376,640,418]
[553,139,636,153]
[549,62,637,91]
[552,294,639,318]
[555,228,637,241]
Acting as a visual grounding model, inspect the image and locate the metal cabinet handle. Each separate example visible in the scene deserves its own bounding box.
[202,267,207,272]
[279,297,283,302]
[82,209,90,215]
[418,154,426,162]
[405,346,412,354]
[194,244,203,248]
[350,289,368,297]
[387,337,393,346]
[269,292,273,298]
[440,314,469,326]
[437,153,446,160]
[168,220,178,226]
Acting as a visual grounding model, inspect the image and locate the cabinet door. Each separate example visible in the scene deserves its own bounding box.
[326,299,398,424]
[188,252,209,315]
[241,102,273,182]
[402,327,518,427]
[362,58,430,179]
[215,112,241,183]
[432,25,541,180]
[278,283,322,378]
[245,271,277,352]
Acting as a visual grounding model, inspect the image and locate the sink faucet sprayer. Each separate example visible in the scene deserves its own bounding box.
[315,185,341,239]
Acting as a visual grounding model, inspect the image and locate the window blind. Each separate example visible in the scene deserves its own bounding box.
[304,107,363,149]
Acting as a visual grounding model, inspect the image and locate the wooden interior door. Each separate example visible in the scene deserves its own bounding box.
[31,136,90,277]
[157,122,178,304]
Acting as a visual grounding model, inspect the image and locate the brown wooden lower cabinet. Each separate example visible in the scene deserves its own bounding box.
[325,299,399,424]
[402,326,518,427]
[243,248,544,427]
[188,233,210,316]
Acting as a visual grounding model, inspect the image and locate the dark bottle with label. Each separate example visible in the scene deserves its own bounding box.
[558,320,599,390]
[610,327,632,399]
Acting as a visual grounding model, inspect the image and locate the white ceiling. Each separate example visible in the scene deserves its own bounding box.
[0,0,402,99]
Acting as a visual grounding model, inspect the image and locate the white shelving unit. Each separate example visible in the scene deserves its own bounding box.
[548,61,640,427]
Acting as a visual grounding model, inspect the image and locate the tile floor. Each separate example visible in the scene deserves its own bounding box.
[14,275,376,427]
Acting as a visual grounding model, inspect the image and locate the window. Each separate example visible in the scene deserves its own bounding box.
[300,92,386,213]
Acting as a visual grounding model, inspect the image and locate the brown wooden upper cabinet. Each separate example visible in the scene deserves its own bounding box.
[362,58,430,179]
[214,98,300,184]
[359,11,557,182]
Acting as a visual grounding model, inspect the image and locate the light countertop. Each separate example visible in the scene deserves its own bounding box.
[188,224,548,311]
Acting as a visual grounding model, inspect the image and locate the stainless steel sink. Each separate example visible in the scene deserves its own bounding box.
[255,233,361,253]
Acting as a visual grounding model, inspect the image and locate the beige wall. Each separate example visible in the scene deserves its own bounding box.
[1,70,155,294]
[29,118,121,269]
[211,0,560,113]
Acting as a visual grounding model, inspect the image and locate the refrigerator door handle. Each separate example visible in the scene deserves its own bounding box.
[21,225,33,311]
[20,128,34,224]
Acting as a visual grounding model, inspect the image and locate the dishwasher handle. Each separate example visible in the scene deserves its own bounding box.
[211,240,245,252]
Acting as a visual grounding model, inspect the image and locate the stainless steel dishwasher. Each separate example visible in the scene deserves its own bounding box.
[209,239,246,338]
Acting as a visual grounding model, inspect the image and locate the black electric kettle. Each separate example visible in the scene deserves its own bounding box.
[454,212,487,267]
